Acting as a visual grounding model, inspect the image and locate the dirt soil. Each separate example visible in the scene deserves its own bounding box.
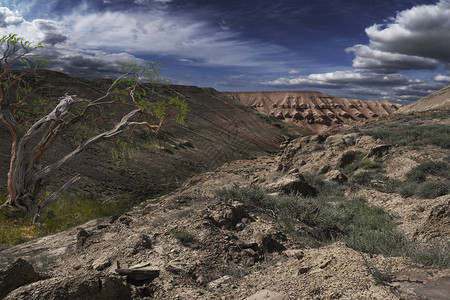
[1,144,450,299]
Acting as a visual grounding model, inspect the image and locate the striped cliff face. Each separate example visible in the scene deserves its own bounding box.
[225,91,402,133]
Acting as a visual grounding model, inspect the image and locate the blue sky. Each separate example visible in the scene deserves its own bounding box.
[0,0,449,103]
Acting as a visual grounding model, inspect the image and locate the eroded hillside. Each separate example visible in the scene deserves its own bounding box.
[225,91,402,133]
[1,107,449,299]
[0,71,305,201]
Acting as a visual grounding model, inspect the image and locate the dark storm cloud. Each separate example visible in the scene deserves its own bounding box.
[34,19,68,46]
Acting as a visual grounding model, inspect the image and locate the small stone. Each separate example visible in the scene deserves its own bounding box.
[244,289,289,300]
[284,249,305,260]
[92,257,111,271]
[207,275,231,289]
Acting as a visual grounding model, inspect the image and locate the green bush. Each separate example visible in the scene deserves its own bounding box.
[0,194,128,245]
[365,124,450,149]
[216,185,404,257]
[411,243,450,268]
[416,181,449,198]
[171,229,195,245]
[406,161,450,183]
[398,182,417,198]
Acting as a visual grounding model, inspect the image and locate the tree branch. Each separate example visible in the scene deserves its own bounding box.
[31,108,141,183]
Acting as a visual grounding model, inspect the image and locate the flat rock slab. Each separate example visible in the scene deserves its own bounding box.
[116,262,160,282]
[244,289,289,300]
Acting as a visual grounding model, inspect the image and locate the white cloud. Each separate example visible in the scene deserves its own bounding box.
[366,0,450,63]
[347,44,439,73]
[288,69,301,74]
[60,8,288,69]
[434,74,450,82]
[261,71,413,89]
[0,7,24,27]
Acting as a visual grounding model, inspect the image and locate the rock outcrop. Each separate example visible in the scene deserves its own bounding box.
[225,91,402,133]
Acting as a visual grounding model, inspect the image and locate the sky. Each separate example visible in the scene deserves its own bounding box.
[0,0,449,104]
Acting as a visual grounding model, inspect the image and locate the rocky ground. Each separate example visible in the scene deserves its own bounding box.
[1,109,450,299]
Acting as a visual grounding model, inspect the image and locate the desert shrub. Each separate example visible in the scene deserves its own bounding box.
[215,184,275,211]
[406,161,450,183]
[411,243,450,268]
[415,181,449,198]
[216,185,404,257]
[365,124,450,149]
[375,178,402,193]
[171,229,195,245]
[343,152,383,178]
[351,171,386,186]
[365,261,394,285]
[398,182,417,198]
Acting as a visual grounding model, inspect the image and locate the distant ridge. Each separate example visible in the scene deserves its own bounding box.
[398,85,450,113]
[224,91,402,133]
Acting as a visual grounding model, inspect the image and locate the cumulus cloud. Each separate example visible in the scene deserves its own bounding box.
[61,8,288,69]
[288,69,301,74]
[258,70,448,103]
[0,7,24,27]
[261,71,412,89]
[434,74,450,82]
[260,0,450,102]
[366,0,450,63]
[347,44,439,73]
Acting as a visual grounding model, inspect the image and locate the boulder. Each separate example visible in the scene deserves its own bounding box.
[266,174,316,196]
[0,258,44,299]
[366,144,391,158]
[325,170,348,183]
[337,150,356,168]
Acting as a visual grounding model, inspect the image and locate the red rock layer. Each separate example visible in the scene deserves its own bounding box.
[225,91,402,133]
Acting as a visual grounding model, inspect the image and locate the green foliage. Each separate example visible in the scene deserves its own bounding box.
[411,243,450,268]
[351,171,386,186]
[364,123,450,149]
[216,182,405,256]
[398,181,417,198]
[171,229,195,245]
[41,195,127,234]
[406,161,450,183]
[0,194,127,245]
[415,181,449,198]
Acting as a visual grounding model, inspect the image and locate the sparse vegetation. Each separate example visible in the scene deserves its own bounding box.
[411,242,450,268]
[406,161,450,183]
[374,161,450,198]
[360,120,450,149]
[363,258,394,285]
[216,180,406,256]
[171,229,195,245]
[0,194,127,245]
[215,182,450,268]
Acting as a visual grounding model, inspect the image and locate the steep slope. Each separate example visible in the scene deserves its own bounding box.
[225,91,402,133]
[0,70,305,200]
[398,85,450,113]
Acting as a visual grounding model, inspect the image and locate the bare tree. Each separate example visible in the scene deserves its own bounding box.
[0,34,188,223]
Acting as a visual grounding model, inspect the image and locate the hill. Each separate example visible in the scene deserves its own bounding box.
[1,82,449,299]
[224,91,402,133]
[398,85,450,113]
[0,70,305,200]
